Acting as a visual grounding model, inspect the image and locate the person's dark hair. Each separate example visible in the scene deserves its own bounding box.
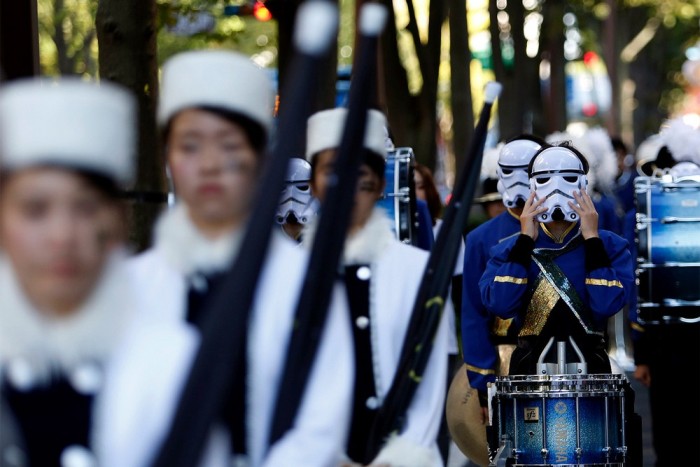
[309,148,386,183]
[610,136,628,155]
[0,165,121,200]
[161,105,267,154]
[413,162,442,224]
[528,140,590,177]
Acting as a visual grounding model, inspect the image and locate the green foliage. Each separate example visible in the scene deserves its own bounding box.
[155,0,278,67]
[37,0,278,77]
[37,0,99,76]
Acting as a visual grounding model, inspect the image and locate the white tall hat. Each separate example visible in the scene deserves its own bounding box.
[0,77,136,184]
[158,50,275,134]
[305,107,387,160]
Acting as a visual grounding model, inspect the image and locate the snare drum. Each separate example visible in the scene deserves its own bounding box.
[491,373,628,466]
[377,147,417,244]
[634,176,700,324]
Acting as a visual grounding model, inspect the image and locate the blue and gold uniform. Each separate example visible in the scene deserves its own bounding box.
[479,224,634,375]
[460,209,520,394]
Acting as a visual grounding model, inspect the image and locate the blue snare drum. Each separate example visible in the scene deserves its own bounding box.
[634,176,700,324]
[491,374,628,466]
[376,147,417,244]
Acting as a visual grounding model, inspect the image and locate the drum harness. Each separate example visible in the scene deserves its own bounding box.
[518,234,605,375]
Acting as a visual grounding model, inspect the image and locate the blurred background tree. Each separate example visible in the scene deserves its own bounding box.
[3,0,697,248]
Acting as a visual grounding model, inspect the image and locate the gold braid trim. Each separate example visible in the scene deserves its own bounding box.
[494,276,527,285]
[519,276,559,336]
[585,278,623,288]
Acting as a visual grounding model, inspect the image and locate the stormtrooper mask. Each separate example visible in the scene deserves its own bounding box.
[497,138,543,209]
[277,158,316,225]
[529,146,588,223]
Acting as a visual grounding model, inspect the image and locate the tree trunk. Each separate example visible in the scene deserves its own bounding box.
[540,0,567,133]
[401,0,446,169]
[630,24,666,149]
[449,0,472,174]
[377,0,418,150]
[602,0,619,136]
[96,0,162,253]
[0,0,39,81]
[490,0,529,140]
[275,0,337,157]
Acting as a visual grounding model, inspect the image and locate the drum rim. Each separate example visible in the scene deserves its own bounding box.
[495,373,626,382]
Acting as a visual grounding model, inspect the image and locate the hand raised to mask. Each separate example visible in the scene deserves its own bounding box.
[520,192,547,241]
[569,190,599,239]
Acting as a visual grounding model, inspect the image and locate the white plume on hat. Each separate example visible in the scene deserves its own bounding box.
[0,77,136,184]
[635,133,663,173]
[158,49,275,133]
[480,142,503,181]
[582,126,618,193]
[658,115,700,167]
[305,107,388,160]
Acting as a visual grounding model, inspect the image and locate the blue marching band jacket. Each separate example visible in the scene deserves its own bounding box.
[478,223,635,365]
[460,209,521,395]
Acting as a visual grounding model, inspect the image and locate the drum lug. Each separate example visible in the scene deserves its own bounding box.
[575,446,583,459]
[540,447,549,461]
[616,445,628,460]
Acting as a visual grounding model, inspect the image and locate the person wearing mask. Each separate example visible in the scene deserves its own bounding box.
[447,135,544,465]
[127,50,353,466]
[276,157,317,243]
[480,142,641,465]
[304,107,449,467]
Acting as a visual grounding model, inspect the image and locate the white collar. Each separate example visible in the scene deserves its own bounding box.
[0,250,132,387]
[153,203,244,276]
[302,206,395,265]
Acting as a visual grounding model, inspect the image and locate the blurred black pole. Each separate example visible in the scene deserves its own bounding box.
[267,2,388,447]
[365,82,502,460]
[149,2,339,466]
[0,0,39,81]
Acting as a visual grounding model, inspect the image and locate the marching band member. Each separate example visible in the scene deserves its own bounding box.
[127,50,353,467]
[448,134,546,462]
[628,116,700,467]
[276,157,317,243]
[459,134,544,421]
[480,142,642,466]
[0,78,204,466]
[479,141,635,375]
[304,107,449,467]
[547,130,621,235]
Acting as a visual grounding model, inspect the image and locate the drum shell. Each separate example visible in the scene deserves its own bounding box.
[492,374,627,466]
[634,177,700,324]
[377,147,417,245]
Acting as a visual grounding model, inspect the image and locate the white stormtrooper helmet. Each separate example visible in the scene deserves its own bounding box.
[529,145,589,223]
[276,158,316,225]
[496,137,544,208]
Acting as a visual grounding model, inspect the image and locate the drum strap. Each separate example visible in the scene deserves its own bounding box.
[520,236,602,337]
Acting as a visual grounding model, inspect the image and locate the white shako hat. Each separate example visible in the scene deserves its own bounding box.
[158,49,275,135]
[305,107,388,160]
[0,77,137,185]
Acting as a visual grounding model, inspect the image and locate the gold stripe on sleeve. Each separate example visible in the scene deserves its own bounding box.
[494,276,528,285]
[585,278,623,288]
